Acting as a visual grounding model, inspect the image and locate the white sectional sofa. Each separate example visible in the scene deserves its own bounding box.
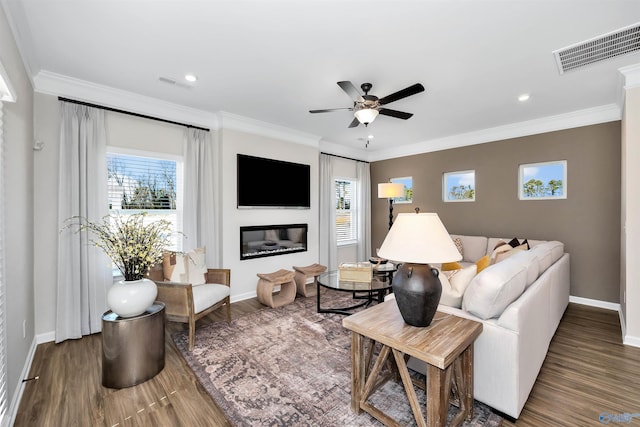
[392,234,570,419]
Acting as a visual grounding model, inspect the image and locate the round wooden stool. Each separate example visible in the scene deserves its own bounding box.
[256,269,296,308]
[293,263,327,297]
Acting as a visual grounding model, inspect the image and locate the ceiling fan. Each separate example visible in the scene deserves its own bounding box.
[310,81,425,127]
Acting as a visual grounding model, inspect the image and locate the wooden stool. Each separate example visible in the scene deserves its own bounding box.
[256,269,296,308]
[293,263,327,297]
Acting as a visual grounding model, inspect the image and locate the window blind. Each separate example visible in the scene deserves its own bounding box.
[107,151,182,252]
[335,179,355,242]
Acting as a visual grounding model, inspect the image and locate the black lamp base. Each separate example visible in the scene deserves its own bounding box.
[391,263,442,327]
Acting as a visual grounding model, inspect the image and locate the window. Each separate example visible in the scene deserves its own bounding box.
[335,179,356,244]
[518,160,567,200]
[443,170,476,202]
[107,149,183,259]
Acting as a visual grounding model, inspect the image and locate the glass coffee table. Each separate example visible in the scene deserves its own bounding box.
[316,270,394,315]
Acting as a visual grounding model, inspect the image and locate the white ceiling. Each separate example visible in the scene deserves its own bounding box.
[3,0,640,160]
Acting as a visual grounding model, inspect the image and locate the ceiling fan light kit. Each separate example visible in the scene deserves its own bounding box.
[354,107,379,126]
[310,81,425,128]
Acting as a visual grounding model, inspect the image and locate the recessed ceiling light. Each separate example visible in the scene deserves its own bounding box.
[185,74,198,82]
[368,134,374,139]
[518,94,530,102]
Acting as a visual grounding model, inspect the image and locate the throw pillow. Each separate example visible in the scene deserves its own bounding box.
[507,237,521,248]
[494,243,528,264]
[475,255,490,274]
[440,264,477,308]
[452,237,464,259]
[185,247,208,285]
[163,252,188,282]
[441,261,463,271]
[490,242,512,264]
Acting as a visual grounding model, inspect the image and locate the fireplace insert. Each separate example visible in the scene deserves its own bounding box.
[240,224,308,260]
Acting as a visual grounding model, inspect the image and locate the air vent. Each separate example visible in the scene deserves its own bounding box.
[553,22,640,74]
[158,76,192,89]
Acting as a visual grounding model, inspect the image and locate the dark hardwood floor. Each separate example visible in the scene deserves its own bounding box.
[14,300,640,426]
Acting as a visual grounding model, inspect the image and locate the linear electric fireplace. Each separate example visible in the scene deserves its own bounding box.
[240,224,308,260]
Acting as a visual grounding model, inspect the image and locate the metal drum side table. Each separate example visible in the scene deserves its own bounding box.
[102,302,165,389]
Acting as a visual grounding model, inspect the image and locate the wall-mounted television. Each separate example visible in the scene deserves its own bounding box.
[237,154,311,209]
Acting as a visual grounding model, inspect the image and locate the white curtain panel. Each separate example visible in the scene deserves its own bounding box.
[56,103,112,343]
[356,161,371,261]
[319,154,337,271]
[183,128,220,267]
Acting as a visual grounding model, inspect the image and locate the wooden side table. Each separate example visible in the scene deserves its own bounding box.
[102,302,165,389]
[293,263,327,297]
[342,300,482,427]
[256,269,296,308]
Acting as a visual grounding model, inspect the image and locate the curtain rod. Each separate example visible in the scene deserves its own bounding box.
[320,152,369,164]
[58,97,210,132]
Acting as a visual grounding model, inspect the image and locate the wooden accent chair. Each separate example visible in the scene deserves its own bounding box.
[148,256,231,351]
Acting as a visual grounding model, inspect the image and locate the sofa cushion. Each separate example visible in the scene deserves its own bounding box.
[192,283,230,314]
[529,241,564,273]
[450,234,488,263]
[462,256,527,320]
[439,264,477,308]
[489,241,513,264]
[452,237,464,258]
[509,249,540,288]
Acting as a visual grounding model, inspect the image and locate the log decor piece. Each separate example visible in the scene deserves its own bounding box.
[256,269,296,308]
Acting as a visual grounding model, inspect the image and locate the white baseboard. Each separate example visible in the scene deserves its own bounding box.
[570,296,640,348]
[36,331,55,344]
[569,295,620,311]
[231,291,257,303]
[7,337,38,426]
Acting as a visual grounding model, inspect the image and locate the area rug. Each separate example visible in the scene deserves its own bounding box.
[174,291,503,426]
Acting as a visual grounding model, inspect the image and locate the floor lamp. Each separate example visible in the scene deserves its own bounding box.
[377,182,405,230]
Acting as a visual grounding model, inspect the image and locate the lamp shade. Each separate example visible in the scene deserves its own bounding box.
[354,108,379,125]
[377,212,462,264]
[377,182,404,199]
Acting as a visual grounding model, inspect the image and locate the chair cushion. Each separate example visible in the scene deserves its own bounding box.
[192,283,230,314]
[185,247,208,285]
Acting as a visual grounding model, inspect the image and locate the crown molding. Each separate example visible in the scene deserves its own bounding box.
[367,103,621,162]
[0,61,16,103]
[33,70,218,130]
[620,63,640,89]
[219,111,321,148]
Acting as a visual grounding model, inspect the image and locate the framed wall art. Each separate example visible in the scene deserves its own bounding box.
[518,160,567,200]
[443,170,475,202]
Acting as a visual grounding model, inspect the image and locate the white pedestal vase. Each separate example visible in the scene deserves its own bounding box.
[107,278,158,318]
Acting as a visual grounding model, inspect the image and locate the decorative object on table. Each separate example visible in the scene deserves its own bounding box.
[63,212,175,318]
[173,291,503,426]
[377,208,462,326]
[377,182,405,229]
[369,256,388,265]
[338,262,373,282]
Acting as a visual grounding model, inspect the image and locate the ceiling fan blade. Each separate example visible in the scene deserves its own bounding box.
[309,107,354,113]
[378,83,425,105]
[348,117,361,128]
[379,108,414,120]
[337,81,364,103]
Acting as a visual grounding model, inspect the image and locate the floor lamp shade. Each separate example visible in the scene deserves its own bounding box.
[378,183,405,229]
[378,212,461,326]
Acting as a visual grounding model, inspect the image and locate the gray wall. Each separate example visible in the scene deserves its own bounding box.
[1,4,35,415]
[371,122,621,303]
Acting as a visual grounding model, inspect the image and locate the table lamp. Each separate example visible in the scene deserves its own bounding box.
[377,182,405,230]
[377,209,462,326]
